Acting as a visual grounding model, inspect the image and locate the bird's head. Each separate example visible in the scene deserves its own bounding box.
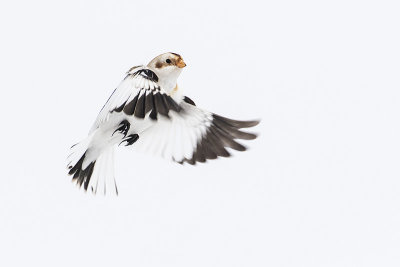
[147,52,186,91]
[148,52,186,70]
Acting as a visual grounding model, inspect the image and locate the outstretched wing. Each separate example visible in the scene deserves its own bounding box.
[89,66,181,133]
[131,100,260,164]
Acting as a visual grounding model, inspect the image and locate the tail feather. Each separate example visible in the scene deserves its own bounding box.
[88,147,117,195]
[67,134,118,195]
[68,152,96,190]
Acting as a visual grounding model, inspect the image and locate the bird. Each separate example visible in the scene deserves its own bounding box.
[67,52,260,194]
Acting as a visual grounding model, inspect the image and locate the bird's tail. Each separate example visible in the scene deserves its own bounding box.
[67,132,118,195]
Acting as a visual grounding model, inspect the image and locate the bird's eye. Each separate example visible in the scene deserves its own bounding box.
[166,59,171,64]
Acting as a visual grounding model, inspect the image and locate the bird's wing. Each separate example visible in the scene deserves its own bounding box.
[131,99,260,164]
[89,66,181,133]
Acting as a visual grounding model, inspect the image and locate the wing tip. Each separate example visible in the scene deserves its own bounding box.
[213,114,261,128]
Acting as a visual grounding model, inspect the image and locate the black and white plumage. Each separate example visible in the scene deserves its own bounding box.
[67,52,260,194]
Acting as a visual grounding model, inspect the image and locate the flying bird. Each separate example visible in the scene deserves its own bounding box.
[67,52,260,194]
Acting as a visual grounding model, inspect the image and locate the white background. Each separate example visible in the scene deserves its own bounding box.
[0,0,399,266]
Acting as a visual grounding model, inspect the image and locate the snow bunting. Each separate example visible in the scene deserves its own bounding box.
[67,52,260,194]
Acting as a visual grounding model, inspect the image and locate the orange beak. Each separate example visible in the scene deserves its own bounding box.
[176,58,186,68]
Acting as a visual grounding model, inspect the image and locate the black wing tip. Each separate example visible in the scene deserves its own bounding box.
[240,131,259,140]
[183,96,196,106]
[244,119,261,128]
[213,114,261,128]
[178,149,235,166]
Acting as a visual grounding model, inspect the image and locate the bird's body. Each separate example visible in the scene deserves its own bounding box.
[67,53,259,194]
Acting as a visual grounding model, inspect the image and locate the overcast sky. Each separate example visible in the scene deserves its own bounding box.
[0,0,399,266]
